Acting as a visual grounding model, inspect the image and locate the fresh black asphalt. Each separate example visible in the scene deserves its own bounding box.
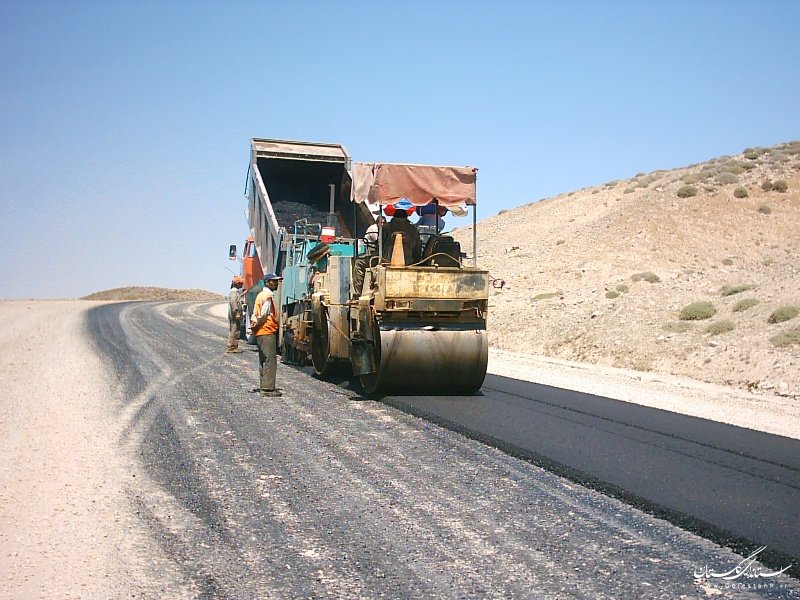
[386,376,800,576]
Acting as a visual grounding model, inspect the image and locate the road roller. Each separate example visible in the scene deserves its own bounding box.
[239,137,489,395]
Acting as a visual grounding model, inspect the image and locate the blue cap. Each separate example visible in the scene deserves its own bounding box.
[393,199,414,211]
[263,272,283,282]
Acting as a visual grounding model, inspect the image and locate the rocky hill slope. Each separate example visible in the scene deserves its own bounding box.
[453,141,800,397]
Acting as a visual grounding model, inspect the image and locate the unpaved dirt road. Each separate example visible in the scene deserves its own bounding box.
[1,300,798,598]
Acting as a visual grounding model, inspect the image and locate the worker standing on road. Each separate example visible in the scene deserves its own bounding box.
[226,276,244,353]
[251,273,283,397]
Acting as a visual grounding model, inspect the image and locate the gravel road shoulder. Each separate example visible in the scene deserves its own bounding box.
[0,300,188,598]
[488,349,800,440]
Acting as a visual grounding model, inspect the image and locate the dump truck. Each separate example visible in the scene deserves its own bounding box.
[234,137,489,394]
[228,235,263,341]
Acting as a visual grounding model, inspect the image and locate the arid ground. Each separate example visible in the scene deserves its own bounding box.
[454,140,800,399]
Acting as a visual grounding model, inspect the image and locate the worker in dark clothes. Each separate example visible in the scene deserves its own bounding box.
[384,209,421,265]
[353,216,386,296]
[226,276,244,352]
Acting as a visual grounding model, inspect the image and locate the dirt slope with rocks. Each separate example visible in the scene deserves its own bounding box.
[454,141,800,398]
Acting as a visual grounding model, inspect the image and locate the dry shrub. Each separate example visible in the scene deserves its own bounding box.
[773,180,789,193]
[744,147,768,160]
[721,284,753,297]
[706,320,735,335]
[663,321,694,333]
[716,172,739,185]
[631,272,660,283]
[680,301,716,321]
[533,291,562,302]
[768,306,799,324]
[771,328,800,348]
[732,298,759,312]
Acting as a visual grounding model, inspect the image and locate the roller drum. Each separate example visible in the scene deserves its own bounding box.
[360,323,488,395]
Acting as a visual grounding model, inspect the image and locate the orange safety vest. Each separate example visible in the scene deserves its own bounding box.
[253,290,279,336]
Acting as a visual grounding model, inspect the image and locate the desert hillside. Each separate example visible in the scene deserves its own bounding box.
[454,141,800,397]
[80,287,224,301]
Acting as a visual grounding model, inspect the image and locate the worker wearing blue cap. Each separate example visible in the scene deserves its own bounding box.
[250,272,283,397]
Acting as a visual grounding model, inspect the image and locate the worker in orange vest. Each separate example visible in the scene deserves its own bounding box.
[250,272,283,397]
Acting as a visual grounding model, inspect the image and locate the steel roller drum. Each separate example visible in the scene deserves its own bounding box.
[360,323,488,395]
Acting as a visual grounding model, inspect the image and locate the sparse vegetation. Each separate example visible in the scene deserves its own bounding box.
[744,147,768,160]
[706,320,735,336]
[456,140,800,393]
[768,306,799,324]
[663,321,694,333]
[773,180,789,193]
[715,172,739,185]
[631,272,660,284]
[532,291,562,302]
[770,328,800,348]
[733,298,760,312]
[677,185,698,198]
[761,180,774,191]
[721,284,753,297]
[679,301,717,321]
[681,174,703,184]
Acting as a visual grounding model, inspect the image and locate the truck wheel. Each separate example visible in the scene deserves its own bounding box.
[310,304,347,376]
[310,305,334,375]
[282,331,296,364]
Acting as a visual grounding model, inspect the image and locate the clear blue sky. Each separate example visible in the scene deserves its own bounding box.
[1,1,798,299]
